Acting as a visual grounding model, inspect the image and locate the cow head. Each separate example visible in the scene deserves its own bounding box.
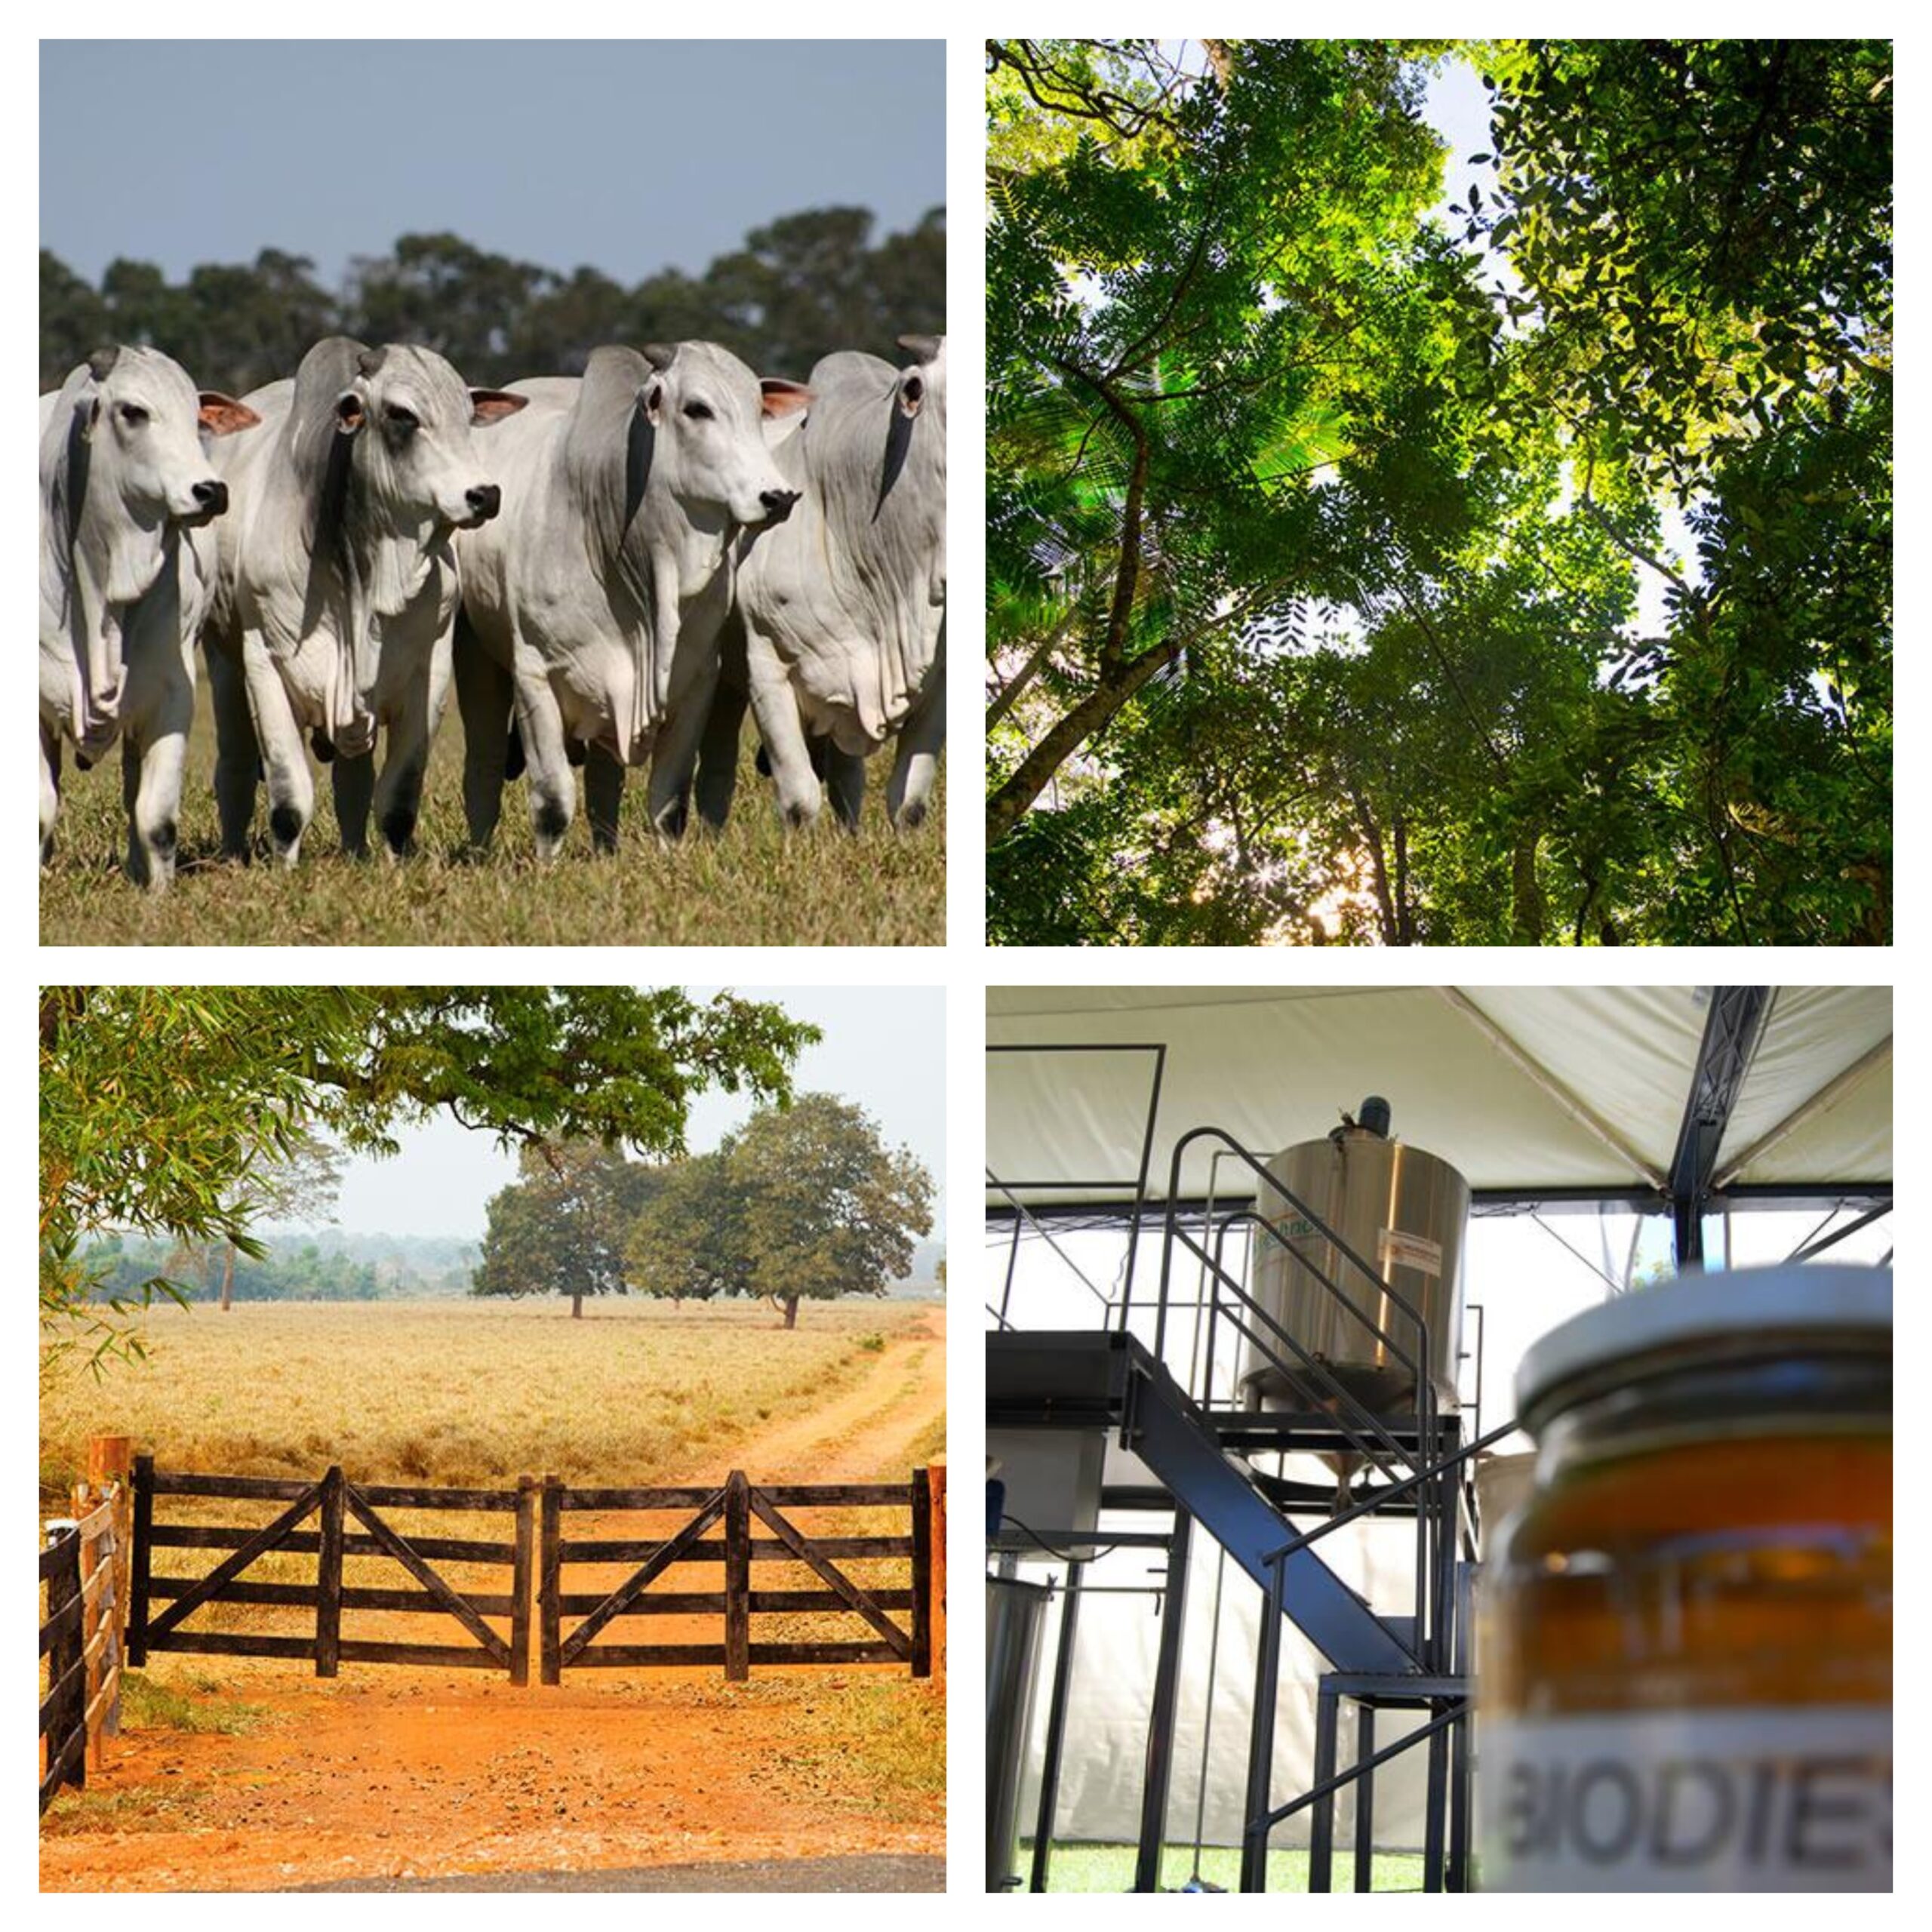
[77,343,260,531]
[632,340,811,528]
[331,343,526,531]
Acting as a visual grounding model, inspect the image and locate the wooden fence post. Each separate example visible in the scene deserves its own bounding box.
[315,1466,345,1678]
[724,1470,752,1683]
[45,1527,85,1795]
[928,1464,948,1684]
[510,1475,537,1688]
[540,1475,562,1686]
[909,1466,933,1679]
[128,1454,154,1668]
[81,1435,133,1744]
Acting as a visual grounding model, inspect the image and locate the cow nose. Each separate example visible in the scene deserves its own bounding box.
[759,488,801,522]
[192,479,227,515]
[466,484,501,521]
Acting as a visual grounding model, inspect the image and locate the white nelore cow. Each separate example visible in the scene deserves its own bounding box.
[38,345,260,886]
[451,340,810,854]
[202,337,525,863]
[697,334,947,831]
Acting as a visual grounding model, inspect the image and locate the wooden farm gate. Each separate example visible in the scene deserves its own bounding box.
[39,1491,122,1814]
[540,1469,937,1681]
[128,1458,536,1682]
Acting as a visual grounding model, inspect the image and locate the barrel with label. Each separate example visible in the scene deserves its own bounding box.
[1477,1266,1892,1891]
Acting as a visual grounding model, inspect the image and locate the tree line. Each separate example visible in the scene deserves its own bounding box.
[986,39,1890,946]
[472,1094,935,1328]
[81,1235,386,1304]
[40,202,946,395]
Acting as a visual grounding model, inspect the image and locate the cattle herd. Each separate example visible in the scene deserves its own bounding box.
[37,331,947,888]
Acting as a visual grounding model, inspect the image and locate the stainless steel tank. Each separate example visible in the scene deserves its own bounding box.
[986,1575,1051,1891]
[1238,1102,1469,1420]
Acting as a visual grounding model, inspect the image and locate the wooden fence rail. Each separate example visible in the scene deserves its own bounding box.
[119,1458,946,1691]
[540,1468,937,1683]
[40,1490,122,1814]
[129,1458,536,1682]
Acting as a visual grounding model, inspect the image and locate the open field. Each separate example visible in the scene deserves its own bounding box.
[38,681,946,947]
[41,1297,943,1495]
[41,1297,947,1890]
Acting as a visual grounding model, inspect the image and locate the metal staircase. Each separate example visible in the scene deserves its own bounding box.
[989,1110,1508,1892]
[988,1329,1418,1675]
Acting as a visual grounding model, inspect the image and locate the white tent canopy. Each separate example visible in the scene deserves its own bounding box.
[987,984,1891,1209]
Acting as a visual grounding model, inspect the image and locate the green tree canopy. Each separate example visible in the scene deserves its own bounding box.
[629,1093,934,1329]
[626,1150,754,1306]
[39,986,817,1367]
[986,38,1890,946]
[472,1140,660,1319]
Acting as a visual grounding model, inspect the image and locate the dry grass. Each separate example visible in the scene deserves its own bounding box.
[121,1671,274,1735]
[41,1783,215,1837]
[40,1297,930,1497]
[38,681,946,946]
[769,1678,946,1807]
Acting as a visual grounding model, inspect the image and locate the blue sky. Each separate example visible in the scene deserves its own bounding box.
[41,40,944,288]
[328,986,947,1241]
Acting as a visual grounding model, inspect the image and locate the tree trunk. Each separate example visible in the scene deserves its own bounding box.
[571,1292,583,1319]
[781,1297,799,1331]
[985,635,1188,842]
[220,1241,235,1313]
[1511,835,1546,946]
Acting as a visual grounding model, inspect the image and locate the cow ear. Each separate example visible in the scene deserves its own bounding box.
[198,392,262,438]
[637,381,666,428]
[469,389,528,428]
[760,379,814,421]
[335,390,366,435]
[897,370,927,420]
[896,334,943,366]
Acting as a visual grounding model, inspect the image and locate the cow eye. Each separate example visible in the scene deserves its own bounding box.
[118,403,149,428]
[682,401,715,422]
[387,405,420,433]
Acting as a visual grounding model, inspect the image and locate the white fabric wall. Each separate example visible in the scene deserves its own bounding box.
[1016,1515,1436,1851]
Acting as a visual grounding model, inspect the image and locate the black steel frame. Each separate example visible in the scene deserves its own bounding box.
[1668,986,1774,1265]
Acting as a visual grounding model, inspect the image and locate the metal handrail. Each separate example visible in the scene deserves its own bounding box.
[1188,1219,1417,1484]
[1157,1134,1441,1659]
[1260,1417,1518,1570]
[984,1168,1118,1321]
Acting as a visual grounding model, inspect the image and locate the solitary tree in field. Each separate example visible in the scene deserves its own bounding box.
[472,1142,660,1319]
[736,1094,934,1329]
[38,986,818,1370]
[629,1097,934,1327]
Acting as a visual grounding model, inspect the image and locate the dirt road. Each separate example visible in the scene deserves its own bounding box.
[694,1306,945,1483]
[40,1308,947,1893]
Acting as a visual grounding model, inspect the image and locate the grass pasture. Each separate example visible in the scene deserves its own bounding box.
[39,1297,936,1496]
[38,679,946,946]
